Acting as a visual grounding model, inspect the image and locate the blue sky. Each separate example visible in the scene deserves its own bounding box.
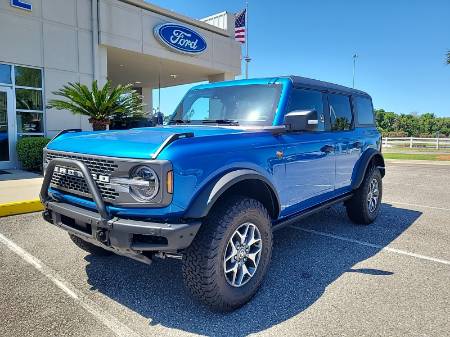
[148,0,450,117]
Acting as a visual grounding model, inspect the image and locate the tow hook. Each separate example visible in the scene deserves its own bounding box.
[96,229,109,245]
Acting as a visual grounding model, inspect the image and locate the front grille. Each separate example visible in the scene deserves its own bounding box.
[46,151,120,201]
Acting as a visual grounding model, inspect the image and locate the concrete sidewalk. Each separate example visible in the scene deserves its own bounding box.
[0,170,43,217]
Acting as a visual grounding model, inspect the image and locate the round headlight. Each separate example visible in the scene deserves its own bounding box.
[129,166,159,201]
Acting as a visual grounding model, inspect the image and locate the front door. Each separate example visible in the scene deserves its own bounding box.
[0,87,15,169]
[279,88,335,216]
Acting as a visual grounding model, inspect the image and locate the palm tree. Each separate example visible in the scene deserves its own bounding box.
[48,80,144,130]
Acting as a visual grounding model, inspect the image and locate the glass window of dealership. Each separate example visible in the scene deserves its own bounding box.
[0,0,241,169]
[0,63,44,163]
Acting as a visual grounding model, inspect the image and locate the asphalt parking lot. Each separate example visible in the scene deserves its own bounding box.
[0,161,449,337]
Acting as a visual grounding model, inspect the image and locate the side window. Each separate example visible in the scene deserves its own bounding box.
[328,94,353,131]
[287,89,325,131]
[354,96,374,125]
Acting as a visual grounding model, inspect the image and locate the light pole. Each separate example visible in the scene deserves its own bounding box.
[352,53,358,88]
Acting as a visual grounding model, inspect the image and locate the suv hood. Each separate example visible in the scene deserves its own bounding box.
[47,126,247,159]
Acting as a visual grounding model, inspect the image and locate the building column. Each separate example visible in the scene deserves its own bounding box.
[97,46,108,86]
[142,87,153,114]
[208,72,235,83]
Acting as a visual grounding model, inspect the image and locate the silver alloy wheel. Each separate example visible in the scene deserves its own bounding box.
[367,178,380,213]
[223,222,262,288]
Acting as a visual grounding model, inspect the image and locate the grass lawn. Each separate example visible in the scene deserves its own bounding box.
[383,153,450,161]
[382,147,450,153]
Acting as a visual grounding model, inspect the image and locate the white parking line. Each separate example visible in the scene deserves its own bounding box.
[0,233,142,337]
[384,200,450,212]
[290,227,450,266]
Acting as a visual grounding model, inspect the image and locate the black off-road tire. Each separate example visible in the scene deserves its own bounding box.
[346,166,383,224]
[182,196,273,312]
[69,234,113,256]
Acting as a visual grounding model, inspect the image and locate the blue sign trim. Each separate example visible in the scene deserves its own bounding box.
[11,0,32,11]
[154,23,207,55]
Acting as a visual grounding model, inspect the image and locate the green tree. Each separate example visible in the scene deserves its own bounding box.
[374,109,450,137]
[48,81,144,131]
[375,109,397,134]
[418,113,437,136]
[447,51,450,64]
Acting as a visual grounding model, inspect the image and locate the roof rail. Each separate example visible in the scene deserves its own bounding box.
[151,132,194,159]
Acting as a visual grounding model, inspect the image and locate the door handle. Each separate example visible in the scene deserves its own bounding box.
[320,145,335,154]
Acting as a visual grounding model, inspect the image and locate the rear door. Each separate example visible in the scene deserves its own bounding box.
[280,88,335,215]
[327,93,361,191]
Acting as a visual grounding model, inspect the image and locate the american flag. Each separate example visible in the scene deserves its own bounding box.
[235,9,246,43]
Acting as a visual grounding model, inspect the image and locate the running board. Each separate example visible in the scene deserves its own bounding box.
[272,193,353,231]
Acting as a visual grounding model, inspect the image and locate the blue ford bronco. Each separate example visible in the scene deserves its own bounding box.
[41,76,385,311]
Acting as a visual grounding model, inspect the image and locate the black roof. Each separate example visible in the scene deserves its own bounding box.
[284,75,370,97]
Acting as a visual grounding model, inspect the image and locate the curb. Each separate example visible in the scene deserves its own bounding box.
[385,159,450,166]
[0,200,44,217]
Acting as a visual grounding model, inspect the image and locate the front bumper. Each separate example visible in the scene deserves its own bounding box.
[41,158,201,261]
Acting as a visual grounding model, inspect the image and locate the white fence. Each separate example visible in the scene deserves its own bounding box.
[383,137,450,149]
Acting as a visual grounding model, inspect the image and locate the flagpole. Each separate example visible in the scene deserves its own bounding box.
[244,0,250,79]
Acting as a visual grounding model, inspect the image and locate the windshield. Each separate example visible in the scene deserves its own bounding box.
[169,84,282,126]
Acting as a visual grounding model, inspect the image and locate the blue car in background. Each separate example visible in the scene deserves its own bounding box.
[41,76,385,311]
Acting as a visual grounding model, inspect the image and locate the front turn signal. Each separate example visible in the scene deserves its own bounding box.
[167,170,173,194]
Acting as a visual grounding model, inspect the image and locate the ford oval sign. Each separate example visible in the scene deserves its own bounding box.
[154,23,207,55]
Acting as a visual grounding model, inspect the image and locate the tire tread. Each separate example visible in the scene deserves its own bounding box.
[346,165,382,224]
[182,196,272,311]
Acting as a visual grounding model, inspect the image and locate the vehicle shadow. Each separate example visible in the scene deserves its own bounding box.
[84,203,421,336]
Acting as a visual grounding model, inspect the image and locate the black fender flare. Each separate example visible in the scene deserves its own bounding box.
[351,148,385,190]
[184,169,281,219]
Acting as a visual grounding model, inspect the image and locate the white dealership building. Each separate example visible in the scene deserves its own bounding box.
[0,0,241,168]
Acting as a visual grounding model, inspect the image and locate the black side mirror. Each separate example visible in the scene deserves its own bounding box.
[284,110,318,132]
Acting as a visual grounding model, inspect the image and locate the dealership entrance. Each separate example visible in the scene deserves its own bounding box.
[107,46,238,114]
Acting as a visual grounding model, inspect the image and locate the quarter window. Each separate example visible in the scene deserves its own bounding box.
[287,89,325,131]
[328,94,352,131]
[354,96,374,125]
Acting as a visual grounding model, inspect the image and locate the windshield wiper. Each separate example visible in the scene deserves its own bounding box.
[168,119,191,125]
[202,119,239,126]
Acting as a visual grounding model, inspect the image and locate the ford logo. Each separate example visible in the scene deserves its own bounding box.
[154,23,207,55]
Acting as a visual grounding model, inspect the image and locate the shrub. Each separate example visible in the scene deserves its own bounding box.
[16,136,51,172]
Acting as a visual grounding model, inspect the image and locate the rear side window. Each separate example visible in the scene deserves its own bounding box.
[328,94,353,131]
[354,96,374,125]
[287,89,325,131]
